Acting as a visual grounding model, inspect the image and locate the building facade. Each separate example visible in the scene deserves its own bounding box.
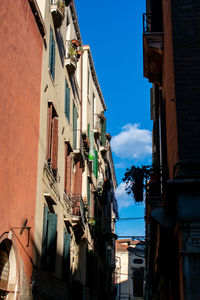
[143,0,200,299]
[115,239,145,300]
[0,0,45,298]
[0,0,118,299]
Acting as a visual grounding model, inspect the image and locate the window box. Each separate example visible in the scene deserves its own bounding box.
[50,0,65,28]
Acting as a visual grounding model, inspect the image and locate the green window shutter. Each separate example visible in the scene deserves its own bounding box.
[49,27,53,72]
[65,81,70,122]
[87,123,90,138]
[46,213,58,272]
[101,118,106,146]
[73,103,77,149]
[52,37,55,80]
[62,230,71,280]
[41,206,48,268]
[93,150,98,178]
[49,27,55,80]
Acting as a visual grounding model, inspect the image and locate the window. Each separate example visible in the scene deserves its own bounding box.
[41,206,58,272]
[62,228,71,280]
[65,80,70,122]
[133,259,143,264]
[73,102,77,149]
[49,27,55,80]
[133,269,144,297]
[46,103,58,176]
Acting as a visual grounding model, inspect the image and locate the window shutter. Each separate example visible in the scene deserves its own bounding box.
[93,150,98,178]
[46,213,58,272]
[49,27,55,80]
[101,118,106,146]
[49,27,53,72]
[62,229,71,280]
[51,117,58,172]
[41,206,48,268]
[64,143,68,193]
[52,38,55,80]
[46,104,53,160]
[66,153,72,195]
[65,82,70,121]
[73,103,77,149]
[87,123,90,138]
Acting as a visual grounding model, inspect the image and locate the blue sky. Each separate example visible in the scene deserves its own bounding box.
[75,0,152,236]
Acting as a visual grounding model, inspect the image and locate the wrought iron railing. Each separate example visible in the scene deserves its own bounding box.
[43,161,60,184]
[94,114,102,132]
[143,13,152,33]
[71,193,86,224]
[63,192,72,215]
[43,162,60,200]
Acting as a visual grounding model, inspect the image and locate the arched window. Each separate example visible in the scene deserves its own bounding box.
[0,238,18,299]
[0,240,11,298]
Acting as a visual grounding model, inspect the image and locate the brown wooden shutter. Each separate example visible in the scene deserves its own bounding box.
[64,143,68,192]
[51,117,58,171]
[46,104,53,160]
[66,153,72,195]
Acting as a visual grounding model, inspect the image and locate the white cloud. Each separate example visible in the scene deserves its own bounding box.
[115,182,135,209]
[111,123,152,160]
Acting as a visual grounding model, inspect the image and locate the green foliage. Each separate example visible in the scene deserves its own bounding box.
[68,41,77,57]
[123,165,151,202]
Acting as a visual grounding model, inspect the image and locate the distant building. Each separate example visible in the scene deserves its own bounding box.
[115,239,145,300]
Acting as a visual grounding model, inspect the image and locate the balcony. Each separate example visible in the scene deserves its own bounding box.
[71,194,87,226]
[65,40,82,74]
[50,0,65,28]
[43,161,60,200]
[143,13,163,84]
[93,114,102,138]
[63,192,72,223]
[73,130,85,166]
[146,173,162,221]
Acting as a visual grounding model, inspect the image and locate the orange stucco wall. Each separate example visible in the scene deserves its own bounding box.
[162,0,179,179]
[0,0,43,282]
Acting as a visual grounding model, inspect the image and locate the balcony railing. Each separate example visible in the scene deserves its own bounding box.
[143,13,163,84]
[73,130,85,162]
[50,0,65,28]
[71,193,86,225]
[63,192,72,216]
[143,13,152,33]
[43,161,60,200]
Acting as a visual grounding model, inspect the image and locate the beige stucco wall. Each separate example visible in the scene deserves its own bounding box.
[34,0,82,280]
[116,247,145,300]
